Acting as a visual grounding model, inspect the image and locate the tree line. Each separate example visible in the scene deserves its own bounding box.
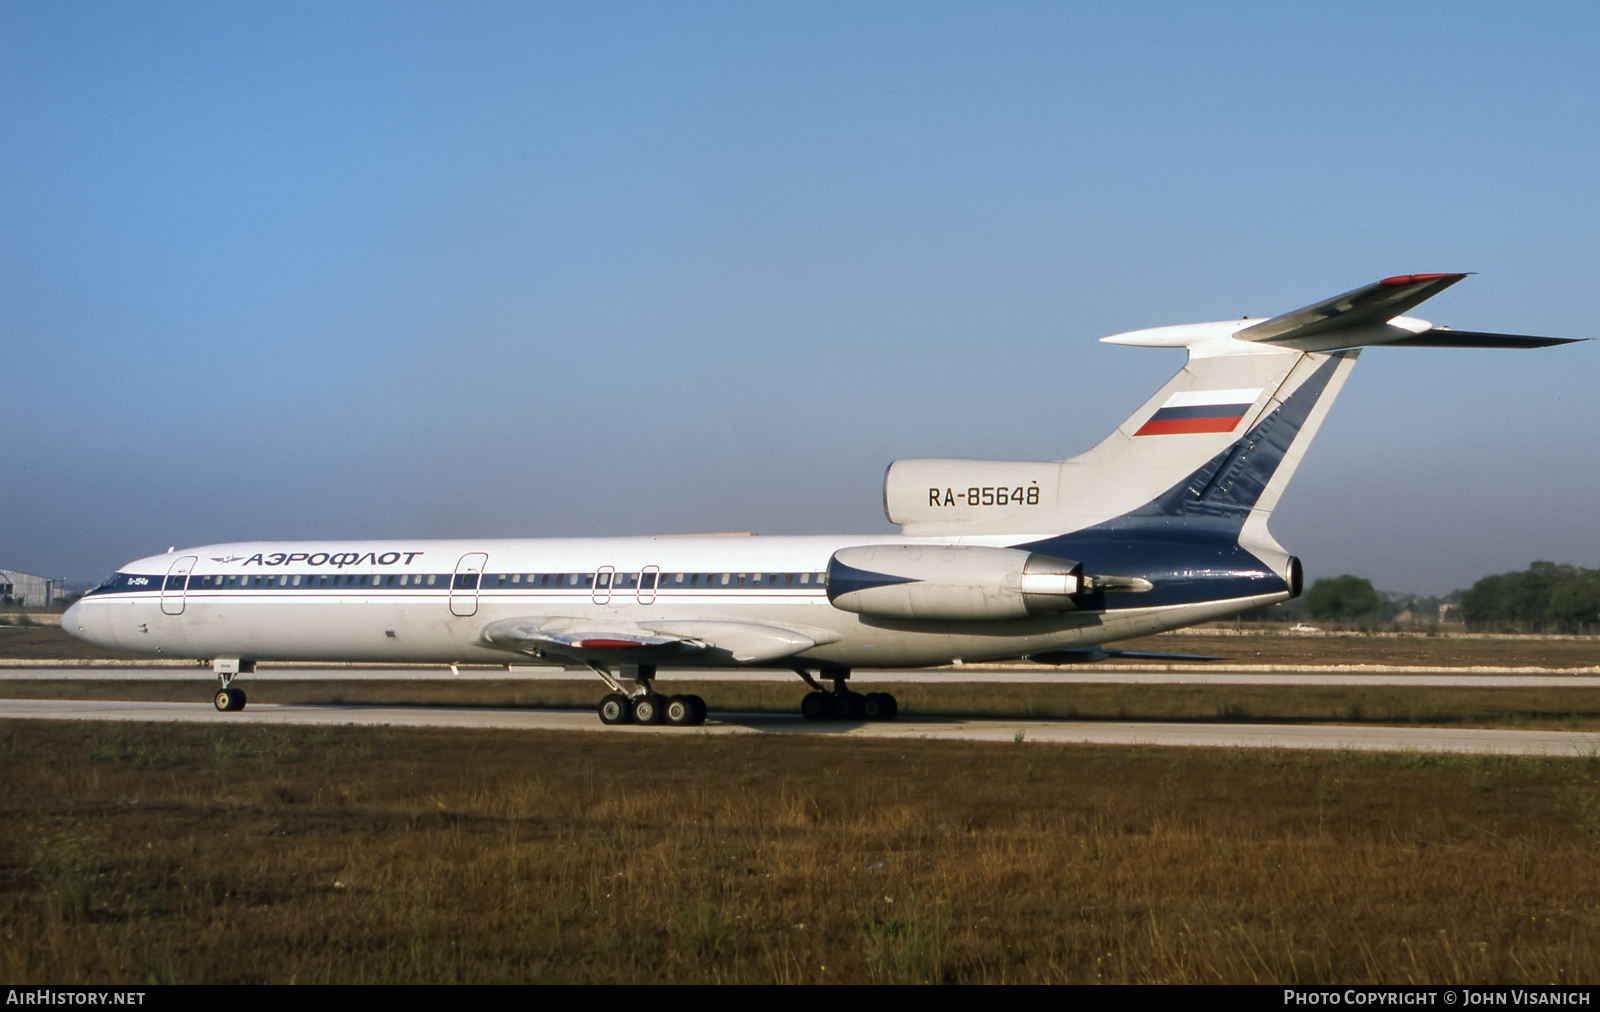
[1299,561,1600,633]
[1458,561,1600,633]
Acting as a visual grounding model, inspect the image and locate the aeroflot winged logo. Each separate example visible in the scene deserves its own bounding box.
[1134,388,1262,437]
[211,551,426,567]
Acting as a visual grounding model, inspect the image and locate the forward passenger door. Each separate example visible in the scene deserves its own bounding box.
[450,553,488,617]
[160,556,197,616]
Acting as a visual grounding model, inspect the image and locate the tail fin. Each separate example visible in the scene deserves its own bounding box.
[885,275,1579,539]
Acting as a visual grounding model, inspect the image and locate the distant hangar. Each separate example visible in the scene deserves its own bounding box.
[1,568,60,608]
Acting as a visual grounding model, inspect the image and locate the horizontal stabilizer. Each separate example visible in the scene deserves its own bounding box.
[1237,274,1469,345]
[1381,329,1583,349]
[1102,275,1585,354]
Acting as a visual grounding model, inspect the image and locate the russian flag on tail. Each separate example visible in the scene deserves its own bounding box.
[1134,388,1261,437]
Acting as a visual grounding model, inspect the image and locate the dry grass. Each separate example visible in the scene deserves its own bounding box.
[1142,631,1600,669]
[5,721,1600,984]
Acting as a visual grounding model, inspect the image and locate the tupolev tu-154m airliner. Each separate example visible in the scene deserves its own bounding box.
[65,274,1580,726]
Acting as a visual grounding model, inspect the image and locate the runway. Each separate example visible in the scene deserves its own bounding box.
[8,662,1600,756]
[4,663,1600,686]
[6,697,1600,757]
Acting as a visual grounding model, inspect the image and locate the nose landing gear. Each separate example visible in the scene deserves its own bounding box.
[210,658,254,712]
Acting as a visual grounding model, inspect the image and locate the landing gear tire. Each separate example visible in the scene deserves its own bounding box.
[665,696,688,726]
[632,693,665,725]
[801,691,833,720]
[599,693,632,725]
[863,692,898,721]
[665,695,707,727]
[214,688,246,712]
[834,691,866,720]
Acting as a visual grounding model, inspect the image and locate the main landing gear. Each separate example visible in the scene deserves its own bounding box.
[581,662,900,726]
[795,665,898,721]
[592,664,707,727]
[211,658,254,712]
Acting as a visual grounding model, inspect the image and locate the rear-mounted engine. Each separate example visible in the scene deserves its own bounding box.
[826,545,1085,621]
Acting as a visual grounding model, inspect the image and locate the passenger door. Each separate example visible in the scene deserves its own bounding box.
[591,566,615,606]
[450,553,488,617]
[160,556,197,616]
[637,565,660,605]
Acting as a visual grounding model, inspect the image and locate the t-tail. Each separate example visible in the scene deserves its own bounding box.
[876,273,1580,624]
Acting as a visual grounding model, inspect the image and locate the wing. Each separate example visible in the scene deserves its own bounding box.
[480,616,834,664]
[482,619,697,661]
[1237,273,1583,351]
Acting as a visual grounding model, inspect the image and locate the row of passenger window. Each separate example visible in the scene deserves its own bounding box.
[186,573,446,588]
[491,571,826,589]
[106,571,832,592]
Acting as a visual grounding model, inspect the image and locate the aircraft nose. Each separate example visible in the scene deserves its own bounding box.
[61,598,97,646]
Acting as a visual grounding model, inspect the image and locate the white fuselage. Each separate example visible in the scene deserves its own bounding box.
[63,534,1285,669]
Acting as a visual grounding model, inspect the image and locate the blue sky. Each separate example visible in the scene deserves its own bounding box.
[3,1,1597,594]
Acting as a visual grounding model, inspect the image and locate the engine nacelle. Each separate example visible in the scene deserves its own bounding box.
[827,545,1082,621]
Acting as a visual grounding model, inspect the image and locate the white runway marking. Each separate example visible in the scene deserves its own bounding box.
[5,698,1600,757]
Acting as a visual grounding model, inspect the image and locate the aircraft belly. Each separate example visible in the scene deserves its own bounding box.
[136,598,498,663]
[805,592,1287,667]
[124,596,849,665]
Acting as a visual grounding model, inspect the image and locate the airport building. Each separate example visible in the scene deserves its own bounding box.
[1,568,60,608]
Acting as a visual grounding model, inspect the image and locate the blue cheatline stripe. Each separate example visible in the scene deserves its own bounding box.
[87,571,832,597]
